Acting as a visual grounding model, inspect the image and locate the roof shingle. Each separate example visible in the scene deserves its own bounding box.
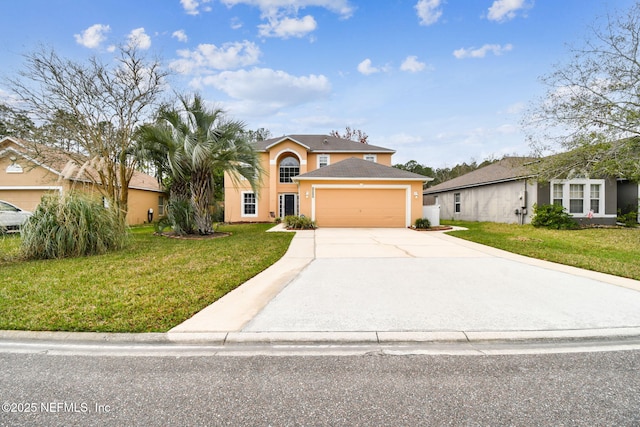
[253,134,395,153]
[423,157,537,194]
[294,157,429,181]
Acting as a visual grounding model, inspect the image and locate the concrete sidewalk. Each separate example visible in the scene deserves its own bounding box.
[168,226,640,344]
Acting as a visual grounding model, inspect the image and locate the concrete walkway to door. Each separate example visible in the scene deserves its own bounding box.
[170,227,640,343]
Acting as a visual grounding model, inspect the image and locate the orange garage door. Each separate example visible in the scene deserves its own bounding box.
[0,190,49,211]
[315,188,406,227]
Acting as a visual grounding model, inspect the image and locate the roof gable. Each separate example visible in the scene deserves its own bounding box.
[254,134,395,154]
[294,157,430,181]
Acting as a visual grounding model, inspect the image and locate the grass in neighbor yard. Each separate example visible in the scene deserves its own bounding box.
[0,223,293,333]
[443,220,640,281]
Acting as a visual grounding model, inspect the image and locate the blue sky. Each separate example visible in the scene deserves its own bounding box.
[0,0,636,167]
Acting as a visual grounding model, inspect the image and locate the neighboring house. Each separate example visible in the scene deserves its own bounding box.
[224,135,430,228]
[423,156,639,225]
[0,136,165,225]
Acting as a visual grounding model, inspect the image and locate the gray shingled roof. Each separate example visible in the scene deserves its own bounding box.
[423,157,537,194]
[294,157,429,181]
[252,134,395,153]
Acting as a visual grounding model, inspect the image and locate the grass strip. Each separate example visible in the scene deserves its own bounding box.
[0,223,293,332]
[443,221,640,281]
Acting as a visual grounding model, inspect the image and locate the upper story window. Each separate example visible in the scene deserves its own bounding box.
[364,154,377,162]
[318,154,330,168]
[279,156,300,183]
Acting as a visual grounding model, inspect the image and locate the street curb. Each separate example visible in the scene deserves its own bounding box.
[3,327,640,346]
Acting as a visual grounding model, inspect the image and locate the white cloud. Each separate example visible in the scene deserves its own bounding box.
[127,28,152,50]
[400,56,427,73]
[415,0,443,26]
[487,0,532,22]
[357,58,380,75]
[388,133,423,146]
[181,0,212,15]
[172,30,188,42]
[221,1,353,39]
[74,24,111,49]
[231,17,243,29]
[170,41,262,74]
[258,15,317,38]
[194,67,331,115]
[221,0,354,19]
[453,43,513,59]
[504,102,526,115]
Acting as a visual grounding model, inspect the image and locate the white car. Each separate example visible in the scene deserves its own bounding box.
[0,200,32,233]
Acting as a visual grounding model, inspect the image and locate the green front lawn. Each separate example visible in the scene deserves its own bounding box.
[443,221,640,280]
[0,224,293,332]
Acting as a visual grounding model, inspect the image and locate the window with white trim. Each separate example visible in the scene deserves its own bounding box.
[590,184,600,214]
[279,156,299,183]
[454,193,461,213]
[363,154,377,162]
[242,192,257,217]
[317,154,330,168]
[158,196,165,216]
[569,184,584,214]
[552,183,563,206]
[550,179,605,216]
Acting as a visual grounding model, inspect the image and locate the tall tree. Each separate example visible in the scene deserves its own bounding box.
[330,126,369,144]
[7,44,168,220]
[138,94,262,235]
[243,127,272,143]
[523,3,640,181]
[0,103,35,139]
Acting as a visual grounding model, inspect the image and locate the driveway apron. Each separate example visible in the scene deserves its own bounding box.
[242,228,640,333]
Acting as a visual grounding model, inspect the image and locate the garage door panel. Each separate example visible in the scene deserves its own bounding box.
[0,190,48,211]
[315,188,406,228]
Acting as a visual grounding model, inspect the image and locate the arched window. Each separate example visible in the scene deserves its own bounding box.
[279,156,299,183]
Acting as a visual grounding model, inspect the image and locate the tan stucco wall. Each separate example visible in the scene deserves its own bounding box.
[127,188,165,225]
[306,152,393,168]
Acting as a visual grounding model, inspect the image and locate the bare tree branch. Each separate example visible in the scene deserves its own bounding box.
[6,44,169,218]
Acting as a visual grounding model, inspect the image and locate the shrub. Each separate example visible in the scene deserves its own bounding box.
[21,193,128,259]
[617,209,638,227]
[166,199,196,235]
[531,203,579,230]
[414,217,431,229]
[283,215,317,230]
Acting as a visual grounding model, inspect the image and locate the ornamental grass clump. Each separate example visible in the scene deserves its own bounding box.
[21,193,128,260]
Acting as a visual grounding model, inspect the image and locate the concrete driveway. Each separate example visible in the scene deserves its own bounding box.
[171,227,640,340]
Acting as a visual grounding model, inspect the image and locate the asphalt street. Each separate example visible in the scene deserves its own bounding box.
[1,351,639,426]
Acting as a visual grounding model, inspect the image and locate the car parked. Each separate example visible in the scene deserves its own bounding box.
[0,200,32,233]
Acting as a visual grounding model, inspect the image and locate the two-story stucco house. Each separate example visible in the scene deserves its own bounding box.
[224,135,429,228]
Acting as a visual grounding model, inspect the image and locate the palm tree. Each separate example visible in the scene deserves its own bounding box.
[138,94,262,234]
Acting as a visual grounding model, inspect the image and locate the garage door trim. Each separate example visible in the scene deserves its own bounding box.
[311,184,411,227]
